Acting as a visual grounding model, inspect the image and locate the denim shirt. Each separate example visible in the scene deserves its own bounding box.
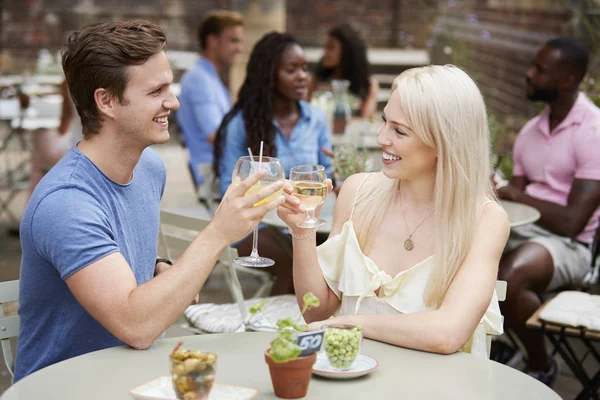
[177,57,231,185]
[218,101,332,195]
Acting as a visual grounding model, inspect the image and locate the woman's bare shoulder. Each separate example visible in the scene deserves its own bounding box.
[476,200,511,248]
[335,173,378,214]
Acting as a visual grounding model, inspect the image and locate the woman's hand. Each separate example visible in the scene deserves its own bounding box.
[307,315,346,331]
[277,179,334,233]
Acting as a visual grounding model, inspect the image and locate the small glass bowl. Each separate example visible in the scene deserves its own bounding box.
[169,349,217,400]
[323,324,363,370]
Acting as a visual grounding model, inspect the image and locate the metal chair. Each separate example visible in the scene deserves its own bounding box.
[196,164,221,214]
[0,280,20,381]
[485,280,507,357]
[158,208,274,333]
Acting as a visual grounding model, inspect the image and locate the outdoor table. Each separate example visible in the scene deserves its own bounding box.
[1,332,560,400]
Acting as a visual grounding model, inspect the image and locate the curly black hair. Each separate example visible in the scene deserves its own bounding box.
[213,31,298,176]
[315,24,371,99]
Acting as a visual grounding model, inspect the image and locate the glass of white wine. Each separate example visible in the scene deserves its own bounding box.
[232,155,285,267]
[290,164,328,229]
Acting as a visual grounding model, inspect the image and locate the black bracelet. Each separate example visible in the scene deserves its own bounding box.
[155,258,173,266]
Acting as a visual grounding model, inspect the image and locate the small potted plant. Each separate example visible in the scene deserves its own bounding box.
[250,293,321,399]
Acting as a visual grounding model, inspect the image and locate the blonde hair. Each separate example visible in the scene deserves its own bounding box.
[353,65,495,308]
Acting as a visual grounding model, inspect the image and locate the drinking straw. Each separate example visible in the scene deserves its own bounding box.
[258,141,264,172]
[247,147,254,174]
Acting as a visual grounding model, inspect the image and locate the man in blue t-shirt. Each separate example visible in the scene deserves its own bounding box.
[177,10,244,186]
[15,20,289,382]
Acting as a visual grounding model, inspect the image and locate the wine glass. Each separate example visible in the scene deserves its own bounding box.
[232,156,285,267]
[289,164,328,229]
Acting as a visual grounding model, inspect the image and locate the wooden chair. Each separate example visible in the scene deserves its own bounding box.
[0,280,19,381]
[526,226,600,400]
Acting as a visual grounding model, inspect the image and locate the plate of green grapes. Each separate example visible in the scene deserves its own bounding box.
[312,324,378,379]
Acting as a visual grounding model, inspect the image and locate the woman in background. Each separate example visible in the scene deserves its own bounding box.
[214,31,332,295]
[309,24,379,118]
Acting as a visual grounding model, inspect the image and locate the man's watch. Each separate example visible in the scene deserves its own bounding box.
[155,258,173,266]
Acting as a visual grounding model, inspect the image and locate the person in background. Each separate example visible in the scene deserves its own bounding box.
[15,20,286,381]
[177,10,244,187]
[279,65,510,359]
[308,23,379,119]
[214,32,332,295]
[29,80,82,196]
[494,37,600,387]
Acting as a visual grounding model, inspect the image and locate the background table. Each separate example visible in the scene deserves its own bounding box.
[1,332,560,400]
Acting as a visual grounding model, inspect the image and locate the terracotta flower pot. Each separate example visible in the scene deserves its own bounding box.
[264,349,317,399]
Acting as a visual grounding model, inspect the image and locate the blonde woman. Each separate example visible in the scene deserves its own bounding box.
[279,65,510,357]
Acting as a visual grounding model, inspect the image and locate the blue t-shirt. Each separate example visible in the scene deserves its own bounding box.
[177,57,231,185]
[218,100,333,195]
[14,146,166,382]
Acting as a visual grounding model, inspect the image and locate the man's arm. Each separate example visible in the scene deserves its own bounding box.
[511,179,600,238]
[66,229,227,349]
[499,124,600,238]
[509,175,528,191]
[65,172,286,350]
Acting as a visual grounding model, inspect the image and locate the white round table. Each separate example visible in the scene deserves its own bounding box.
[262,197,541,233]
[1,332,560,400]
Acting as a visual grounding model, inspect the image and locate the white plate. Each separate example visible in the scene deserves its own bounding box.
[130,376,258,400]
[312,353,378,379]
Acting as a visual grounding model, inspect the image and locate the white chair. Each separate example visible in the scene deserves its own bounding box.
[159,208,274,333]
[0,280,20,381]
[486,280,507,358]
[196,164,221,214]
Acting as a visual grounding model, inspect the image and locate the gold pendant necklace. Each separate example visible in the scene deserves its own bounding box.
[400,188,434,251]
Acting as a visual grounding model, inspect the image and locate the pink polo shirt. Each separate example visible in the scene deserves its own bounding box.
[513,93,600,243]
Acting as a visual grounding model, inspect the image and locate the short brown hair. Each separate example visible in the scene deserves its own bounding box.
[198,10,243,50]
[62,20,167,137]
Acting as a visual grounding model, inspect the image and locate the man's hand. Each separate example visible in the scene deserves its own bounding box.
[497,185,524,202]
[321,146,334,159]
[210,170,286,244]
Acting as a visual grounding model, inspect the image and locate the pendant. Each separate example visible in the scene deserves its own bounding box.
[404,238,414,251]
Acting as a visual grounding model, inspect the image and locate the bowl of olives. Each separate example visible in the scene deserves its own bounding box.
[169,342,217,400]
[322,324,363,370]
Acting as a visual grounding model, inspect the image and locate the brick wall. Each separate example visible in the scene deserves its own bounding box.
[0,0,439,73]
[1,0,230,72]
[2,0,592,129]
[430,2,573,128]
[287,0,438,48]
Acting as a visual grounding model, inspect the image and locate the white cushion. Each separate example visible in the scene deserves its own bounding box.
[539,291,600,331]
[184,295,303,334]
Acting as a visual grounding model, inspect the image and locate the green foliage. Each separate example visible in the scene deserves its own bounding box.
[301,292,320,314]
[249,300,266,315]
[582,75,600,107]
[268,336,302,363]
[251,293,321,363]
[333,145,367,181]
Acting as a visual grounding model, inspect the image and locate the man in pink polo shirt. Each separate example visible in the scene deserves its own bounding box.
[495,37,600,386]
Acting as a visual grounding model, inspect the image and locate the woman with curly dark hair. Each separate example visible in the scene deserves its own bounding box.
[214,31,332,295]
[309,24,379,118]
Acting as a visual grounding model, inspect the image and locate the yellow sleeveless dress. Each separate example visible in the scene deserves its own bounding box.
[316,175,504,358]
